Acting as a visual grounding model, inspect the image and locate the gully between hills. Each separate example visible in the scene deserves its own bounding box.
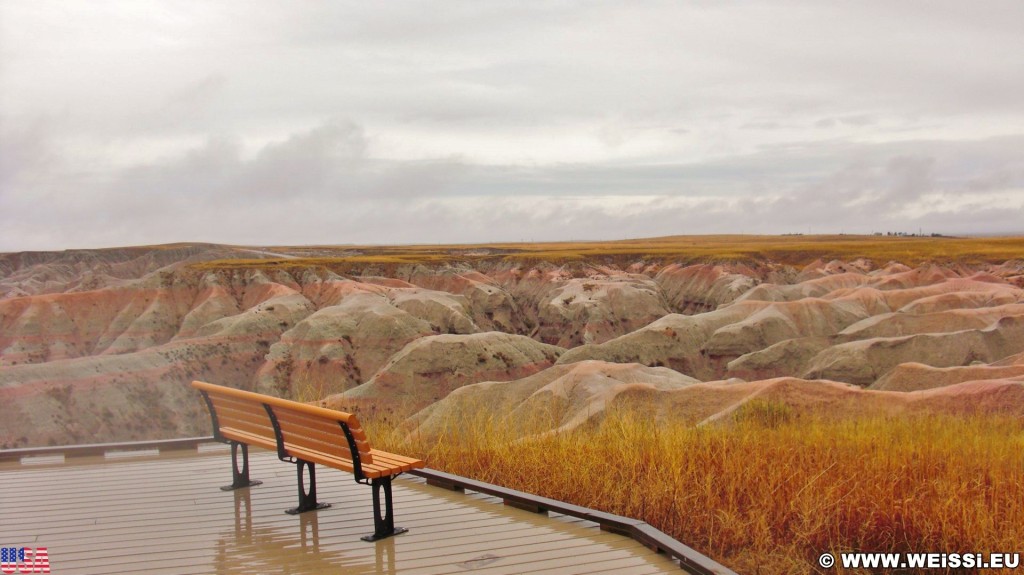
[2,246,1023,447]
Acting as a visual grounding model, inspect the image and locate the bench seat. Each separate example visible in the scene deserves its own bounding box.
[281,445,421,478]
[220,428,279,452]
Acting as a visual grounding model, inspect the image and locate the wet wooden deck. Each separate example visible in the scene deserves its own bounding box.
[0,444,685,574]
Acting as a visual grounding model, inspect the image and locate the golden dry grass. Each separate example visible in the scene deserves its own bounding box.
[369,406,1024,575]
[191,234,1024,272]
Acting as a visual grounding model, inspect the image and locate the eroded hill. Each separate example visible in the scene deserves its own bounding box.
[2,237,1023,447]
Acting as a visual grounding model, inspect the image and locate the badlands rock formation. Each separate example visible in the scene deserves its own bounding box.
[872,351,1024,392]
[406,360,701,440]
[325,332,564,413]
[406,371,1024,441]
[2,241,1023,447]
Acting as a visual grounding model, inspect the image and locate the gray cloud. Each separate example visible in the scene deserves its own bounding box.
[1,1,1023,250]
[3,119,1019,248]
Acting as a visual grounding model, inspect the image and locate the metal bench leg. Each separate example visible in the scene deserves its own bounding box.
[362,476,408,541]
[286,460,331,515]
[221,442,262,491]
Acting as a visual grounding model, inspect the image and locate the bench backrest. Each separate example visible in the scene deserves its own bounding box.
[192,381,375,468]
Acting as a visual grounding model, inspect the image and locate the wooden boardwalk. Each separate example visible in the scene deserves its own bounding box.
[0,444,686,574]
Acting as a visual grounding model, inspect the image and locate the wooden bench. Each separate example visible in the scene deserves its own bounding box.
[192,380,424,541]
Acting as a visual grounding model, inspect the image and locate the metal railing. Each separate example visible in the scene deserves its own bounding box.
[410,468,737,575]
[0,436,216,461]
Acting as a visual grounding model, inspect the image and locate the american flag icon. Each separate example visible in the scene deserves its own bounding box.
[0,547,49,574]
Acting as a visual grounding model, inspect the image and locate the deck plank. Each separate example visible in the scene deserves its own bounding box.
[0,448,681,575]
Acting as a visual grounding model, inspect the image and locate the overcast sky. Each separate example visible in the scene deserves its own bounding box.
[2,1,1022,251]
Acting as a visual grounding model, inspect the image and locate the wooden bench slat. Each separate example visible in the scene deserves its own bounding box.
[345,426,369,444]
[284,444,411,479]
[362,462,414,476]
[283,444,360,475]
[369,450,422,467]
[209,401,274,428]
[207,392,271,414]
[220,428,279,452]
[283,432,357,462]
[368,454,419,473]
[206,397,276,433]
[217,418,276,441]
[270,409,372,452]
[273,423,372,460]
[212,418,277,441]
[365,451,420,474]
[356,450,416,474]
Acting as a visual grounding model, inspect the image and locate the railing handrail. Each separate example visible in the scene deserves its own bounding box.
[0,436,216,461]
[408,468,737,575]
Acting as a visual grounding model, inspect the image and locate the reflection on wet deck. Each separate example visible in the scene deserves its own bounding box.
[0,445,683,574]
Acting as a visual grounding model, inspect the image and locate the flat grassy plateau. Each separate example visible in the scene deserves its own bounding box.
[192,234,1024,272]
